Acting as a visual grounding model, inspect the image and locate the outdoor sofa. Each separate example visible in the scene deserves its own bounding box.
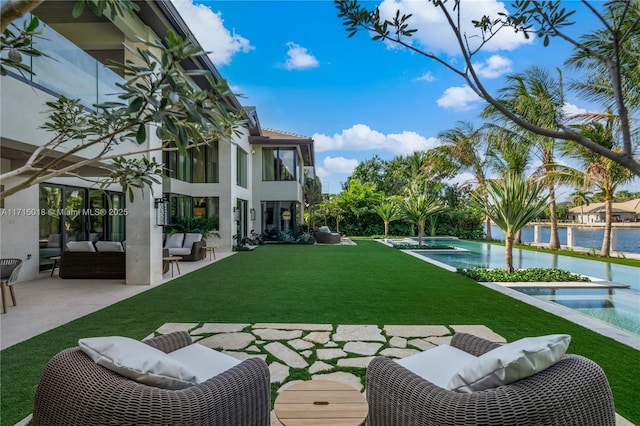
[315,226,341,244]
[59,241,125,279]
[33,331,271,425]
[366,332,615,426]
[164,233,206,261]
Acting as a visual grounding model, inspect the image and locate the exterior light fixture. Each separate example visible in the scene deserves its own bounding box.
[250,208,256,221]
[154,197,168,226]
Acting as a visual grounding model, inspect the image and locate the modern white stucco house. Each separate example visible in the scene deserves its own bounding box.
[0,1,314,284]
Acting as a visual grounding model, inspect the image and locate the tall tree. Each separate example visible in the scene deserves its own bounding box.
[335,0,640,175]
[373,197,404,240]
[484,67,566,249]
[402,181,443,246]
[473,172,549,272]
[431,122,492,240]
[570,188,593,224]
[562,115,637,256]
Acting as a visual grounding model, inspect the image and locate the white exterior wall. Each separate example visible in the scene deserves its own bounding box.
[251,145,305,230]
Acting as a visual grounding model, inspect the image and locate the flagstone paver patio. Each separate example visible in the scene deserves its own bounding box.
[152,322,506,425]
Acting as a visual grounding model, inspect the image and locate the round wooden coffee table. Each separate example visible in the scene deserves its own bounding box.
[274,380,368,425]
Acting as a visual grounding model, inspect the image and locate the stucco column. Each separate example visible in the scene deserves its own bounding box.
[125,125,163,285]
[533,225,542,244]
[566,227,575,249]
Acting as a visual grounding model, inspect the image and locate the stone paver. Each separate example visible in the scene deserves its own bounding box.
[156,323,199,334]
[269,362,290,384]
[254,323,332,331]
[426,335,454,346]
[408,338,437,351]
[337,356,376,368]
[288,339,314,350]
[303,331,331,344]
[379,348,421,358]
[451,325,507,342]
[198,332,254,350]
[194,323,250,334]
[384,325,450,337]
[254,329,302,340]
[301,350,312,358]
[343,341,383,355]
[223,351,268,361]
[333,325,386,342]
[309,361,333,374]
[245,345,261,352]
[389,336,407,348]
[265,342,308,368]
[316,348,348,360]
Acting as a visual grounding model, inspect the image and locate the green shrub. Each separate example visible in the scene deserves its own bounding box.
[458,267,590,282]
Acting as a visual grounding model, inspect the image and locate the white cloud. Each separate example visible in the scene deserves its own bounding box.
[415,71,436,82]
[313,124,439,155]
[283,42,319,70]
[436,85,482,111]
[377,0,532,55]
[562,102,588,118]
[171,0,253,66]
[473,55,513,78]
[322,156,359,174]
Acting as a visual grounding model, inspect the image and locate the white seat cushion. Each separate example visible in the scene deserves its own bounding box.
[95,241,124,252]
[447,334,571,393]
[396,344,477,388]
[66,241,96,252]
[168,248,191,256]
[164,233,185,249]
[167,343,241,383]
[78,336,198,390]
[183,233,202,248]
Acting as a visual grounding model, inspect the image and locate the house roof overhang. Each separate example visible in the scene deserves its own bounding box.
[249,129,315,167]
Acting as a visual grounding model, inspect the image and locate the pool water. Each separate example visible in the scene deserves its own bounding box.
[406,238,640,335]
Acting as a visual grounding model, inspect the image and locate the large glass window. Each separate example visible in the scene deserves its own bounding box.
[262,148,297,181]
[261,201,300,241]
[237,148,248,188]
[164,143,218,183]
[39,185,125,270]
[168,194,219,224]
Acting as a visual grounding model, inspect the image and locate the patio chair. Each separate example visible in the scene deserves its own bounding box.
[366,332,615,426]
[0,258,22,313]
[33,331,271,425]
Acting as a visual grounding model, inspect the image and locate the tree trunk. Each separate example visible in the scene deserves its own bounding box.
[417,223,424,246]
[601,199,612,257]
[515,229,522,245]
[484,188,492,240]
[580,205,584,223]
[505,233,515,273]
[384,221,389,240]
[548,185,561,249]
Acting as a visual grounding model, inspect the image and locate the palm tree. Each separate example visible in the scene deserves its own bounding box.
[402,182,443,246]
[570,188,593,224]
[563,114,636,256]
[374,198,403,240]
[473,172,549,272]
[433,122,492,240]
[483,67,566,249]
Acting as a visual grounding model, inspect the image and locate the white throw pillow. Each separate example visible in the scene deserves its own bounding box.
[95,241,124,252]
[396,344,477,388]
[66,241,96,252]
[78,336,198,390]
[47,234,61,248]
[164,233,185,249]
[183,233,202,248]
[167,343,241,383]
[447,334,571,393]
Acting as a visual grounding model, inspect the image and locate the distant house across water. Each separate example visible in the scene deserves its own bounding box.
[567,199,640,223]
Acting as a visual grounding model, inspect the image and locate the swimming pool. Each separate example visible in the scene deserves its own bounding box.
[402,238,640,335]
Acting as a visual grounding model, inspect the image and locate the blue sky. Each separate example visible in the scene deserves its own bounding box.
[173,0,638,196]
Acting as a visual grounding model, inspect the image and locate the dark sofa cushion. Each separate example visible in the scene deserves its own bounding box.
[59,252,126,279]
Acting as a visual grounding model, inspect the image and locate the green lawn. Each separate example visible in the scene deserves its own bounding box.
[2,240,638,425]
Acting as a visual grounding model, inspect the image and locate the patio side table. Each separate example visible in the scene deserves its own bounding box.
[162,256,182,277]
[274,380,368,425]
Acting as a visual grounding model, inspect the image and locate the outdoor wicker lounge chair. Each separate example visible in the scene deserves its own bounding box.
[366,332,616,426]
[33,331,271,426]
[0,258,22,313]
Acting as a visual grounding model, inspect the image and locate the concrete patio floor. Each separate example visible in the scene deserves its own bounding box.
[0,249,236,350]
